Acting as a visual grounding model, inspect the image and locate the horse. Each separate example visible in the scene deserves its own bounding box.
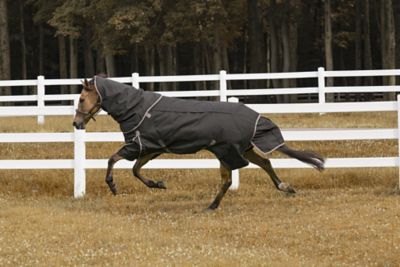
[73,76,325,210]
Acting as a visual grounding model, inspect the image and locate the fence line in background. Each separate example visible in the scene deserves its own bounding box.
[0,68,399,197]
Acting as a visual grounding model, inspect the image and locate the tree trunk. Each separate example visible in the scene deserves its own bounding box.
[69,36,78,93]
[131,44,139,73]
[363,0,372,85]
[18,0,27,80]
[158,45,166,78]
[105,54,116,77]
[324,0,334,101]
[18,0,28,98]
[247,0,265,88]
[83,29,94,78]
[157,44,176,90]
[355,0,362,85]
[281,20,291,103]
[393,1,400,78]
[58,35,68,94]
[212,30,222,74]
[38,25,44,75]
[395,0,400,83]
[288,2,298,100]
[95,49,106,74]
[166,45,177,90]
[0,0,10,96]
[268,1,280,89]
[145,46,155,91]
[194,43,206,90]
[380,0,396,100]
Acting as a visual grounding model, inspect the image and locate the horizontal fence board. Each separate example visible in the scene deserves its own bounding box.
[250,101,397,113]
[325,86,400,93]
[325,69,400,77]
[139,74,220,83]
[0,106,75,116]
[227,87,318,96]
[1,101,396,117]
[0,160,74,169]
[0,157,396,170]
[227,72,318,80]
[44,94,79,101]
[85,132,124,142]
[282,128,397,140]
[0,133,75,142]
[0,95,38,102]
[0,128,396,143]
[156,90,220,97]
[0,80,37,87]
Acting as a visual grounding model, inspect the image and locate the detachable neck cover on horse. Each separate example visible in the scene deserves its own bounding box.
[94,76,284,170]
[94,76,162,132]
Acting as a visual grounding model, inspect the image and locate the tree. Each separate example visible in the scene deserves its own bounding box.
[324,0,333,88]
[380,0,396,100]
[0,0,11,94]
[248,0,265,84]
[363,0,372,85]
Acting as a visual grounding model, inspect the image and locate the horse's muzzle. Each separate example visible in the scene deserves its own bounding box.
[73,121,85,130]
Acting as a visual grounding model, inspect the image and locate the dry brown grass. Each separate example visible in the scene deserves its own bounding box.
[1,113,399,266]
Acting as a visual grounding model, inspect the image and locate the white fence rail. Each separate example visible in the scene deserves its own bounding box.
[0,68,399,197]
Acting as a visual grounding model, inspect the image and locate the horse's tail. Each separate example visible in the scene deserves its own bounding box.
[277,145,325,171]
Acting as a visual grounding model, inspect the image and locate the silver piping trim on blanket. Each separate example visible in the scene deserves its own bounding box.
[94,76,103,103]
[251,114,261,140]
[137,132,143,159]
[124,94,163,134]
[251,141,285,156]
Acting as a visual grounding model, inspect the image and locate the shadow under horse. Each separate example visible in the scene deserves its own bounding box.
[73,76,325,210]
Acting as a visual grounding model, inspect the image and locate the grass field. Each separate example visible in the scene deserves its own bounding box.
[1,113,399,266]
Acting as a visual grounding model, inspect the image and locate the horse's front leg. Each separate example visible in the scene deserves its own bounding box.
[133,153,166,189]
[105,153,123,195]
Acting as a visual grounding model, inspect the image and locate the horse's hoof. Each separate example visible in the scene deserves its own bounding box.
[279,183,296,194]
[206,203,219,211]
[108,184,117,195]
[156,181,167,189]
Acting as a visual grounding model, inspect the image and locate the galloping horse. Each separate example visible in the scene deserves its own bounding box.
[73,76,325,210]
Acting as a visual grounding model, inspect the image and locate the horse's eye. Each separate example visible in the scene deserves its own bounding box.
[79,98,85,103]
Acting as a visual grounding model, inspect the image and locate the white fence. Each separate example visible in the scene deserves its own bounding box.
[0,67,399,197]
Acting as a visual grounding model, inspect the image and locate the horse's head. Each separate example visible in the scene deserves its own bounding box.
[73,79,101,129]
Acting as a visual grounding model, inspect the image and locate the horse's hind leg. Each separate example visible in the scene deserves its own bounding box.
[106,153,123,195]
[207,162,232,210]
[244,148,296,194]
[132,153,166,189]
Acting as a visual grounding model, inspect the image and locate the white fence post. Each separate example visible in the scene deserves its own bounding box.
[397,94,400,189]
[318,67,326,116]
[228,97,240,190]
[37,75,45,124]
[132,72,140,88]
[74,128,86,198]
[219,70,227,102]
[318,67,326,105]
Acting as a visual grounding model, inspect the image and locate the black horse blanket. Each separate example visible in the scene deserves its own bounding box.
[94,76,284,170]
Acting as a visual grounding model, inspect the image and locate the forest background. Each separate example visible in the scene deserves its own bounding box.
[0,0,398,99]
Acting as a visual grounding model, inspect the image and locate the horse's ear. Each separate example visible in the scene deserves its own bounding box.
[81,79,92,90]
